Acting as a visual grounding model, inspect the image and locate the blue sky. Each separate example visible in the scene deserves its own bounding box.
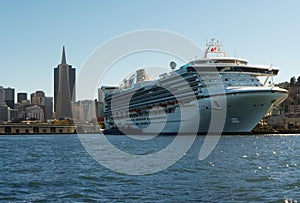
[0,0,299,99]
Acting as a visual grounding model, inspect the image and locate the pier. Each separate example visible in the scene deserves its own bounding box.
[0,124,76,134]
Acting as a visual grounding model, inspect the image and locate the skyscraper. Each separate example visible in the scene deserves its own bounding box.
[17,93,27,103]
[54,47,76,119]
[31,91,45,106]
[0,103,8,122]
[0,86,5,103]
[45,97,53,120]
[4,87,15,109]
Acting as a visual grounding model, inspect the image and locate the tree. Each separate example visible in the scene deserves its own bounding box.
[290,76,296,87]
[296,76,300,87]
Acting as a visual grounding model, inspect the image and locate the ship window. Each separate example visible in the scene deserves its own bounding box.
[186,67,196,72]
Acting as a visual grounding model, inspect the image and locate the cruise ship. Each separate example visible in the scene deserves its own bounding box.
[101,39,288,134]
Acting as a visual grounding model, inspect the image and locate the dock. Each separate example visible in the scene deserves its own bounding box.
[0,124,76,134]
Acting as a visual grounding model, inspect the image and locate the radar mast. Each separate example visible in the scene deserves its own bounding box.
[204,38,226,58]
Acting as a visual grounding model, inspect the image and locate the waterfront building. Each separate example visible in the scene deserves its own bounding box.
[17,93,27,103]
[26,105,44,122]
[0,124,76,134]
[54,46,76,119]
[72,101,80,121]
[4,87,15,109]
[79,100,96,122]
[8,108,18,122]
[72,100,96,123]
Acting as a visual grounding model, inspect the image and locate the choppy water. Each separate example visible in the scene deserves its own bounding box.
[0,134,300,202]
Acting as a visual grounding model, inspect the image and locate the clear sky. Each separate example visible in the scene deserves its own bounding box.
[0,0,299,100]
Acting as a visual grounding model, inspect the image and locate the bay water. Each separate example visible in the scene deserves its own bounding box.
[0,134,300,202]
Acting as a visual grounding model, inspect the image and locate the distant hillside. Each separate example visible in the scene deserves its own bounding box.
[253,76,300,133]
[278,76,300,110]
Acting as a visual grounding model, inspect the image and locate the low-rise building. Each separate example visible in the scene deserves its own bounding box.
[26,105,44,122]
[8,109,18,122]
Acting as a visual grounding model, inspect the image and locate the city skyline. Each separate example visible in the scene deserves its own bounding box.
[1,1,300,100]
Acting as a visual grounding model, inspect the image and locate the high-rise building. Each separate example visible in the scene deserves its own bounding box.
[0,86,5,102]
[54,47,76,119]
[15,101,29,120]
[45,97,53,120]
[31,91,45,106]
[72,101,80,121]
[4,87,15,109]
[0,103,8,122]
[98,88,104,103]
[79,100,96,122]
[96,88,104,117]
[30,91,46,121]
[17,93,27,103]
[72,100,96,123]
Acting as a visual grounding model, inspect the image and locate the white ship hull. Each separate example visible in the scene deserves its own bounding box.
[116,87,287,134]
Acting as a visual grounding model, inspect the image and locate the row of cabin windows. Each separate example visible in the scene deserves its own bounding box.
[126,116,167,124]
[132,117,150,121]
[192,60,248,65]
